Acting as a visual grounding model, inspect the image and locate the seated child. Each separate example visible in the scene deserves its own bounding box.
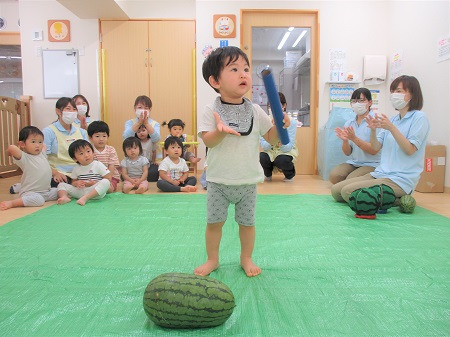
[157,136,197,192]
[162,119,201,163]
[121,137,149,194]
[135,124,157,166]
[57,139,111,206]
[87,121,121,192]
[0,126,57,210]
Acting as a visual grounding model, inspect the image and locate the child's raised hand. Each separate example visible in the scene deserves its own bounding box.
[213,111,240,136]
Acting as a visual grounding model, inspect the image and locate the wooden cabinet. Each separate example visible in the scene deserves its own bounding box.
[100,20,196,158]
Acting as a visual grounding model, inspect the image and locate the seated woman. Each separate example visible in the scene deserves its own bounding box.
[331,75,429,203]
[122,95,161,182]
[329,88,381,185]
[259,92,298,182]
[43,97,88,187]
[73,94,93,130]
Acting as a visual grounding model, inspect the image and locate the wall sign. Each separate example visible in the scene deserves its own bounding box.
[48,20,71,42]
[213,15,236,38]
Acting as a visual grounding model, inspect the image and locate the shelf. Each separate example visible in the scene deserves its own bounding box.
[326,81,360,84]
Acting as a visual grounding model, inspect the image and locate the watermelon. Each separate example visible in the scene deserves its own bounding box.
[399,195,416,213]
[369,184,396,210]
[143,273,235,329]
[348,188,380,215]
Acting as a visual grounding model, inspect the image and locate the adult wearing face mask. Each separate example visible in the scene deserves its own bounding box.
[43,97,88,187]
[329,88,381,185]
[331,75,429,203]
[73,94,92,130]
[122,95,161,182]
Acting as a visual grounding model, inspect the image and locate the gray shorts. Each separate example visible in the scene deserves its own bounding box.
[21,188,58,207]
[207,182,257,226]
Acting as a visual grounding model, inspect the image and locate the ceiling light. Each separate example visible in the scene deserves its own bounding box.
[277,32,291,50]
[292,30,307,48]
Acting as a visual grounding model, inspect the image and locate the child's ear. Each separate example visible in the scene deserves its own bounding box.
[208,76,220,90]
[18,141,26,149]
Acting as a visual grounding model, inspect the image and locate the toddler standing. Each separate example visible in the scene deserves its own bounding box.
[121,137,149,194]
[57,140,111,206]
[1,126,57,210]
[157,136,197,192]
[194,46,290,277]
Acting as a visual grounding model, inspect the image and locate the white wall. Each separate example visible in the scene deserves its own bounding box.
[10,0,450,187]
[19,0,100,130]
[195,0,450,187]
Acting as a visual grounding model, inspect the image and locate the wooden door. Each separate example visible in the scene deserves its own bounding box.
[241,10,319,174]
[148,21,196,140]
[100,20,149,157]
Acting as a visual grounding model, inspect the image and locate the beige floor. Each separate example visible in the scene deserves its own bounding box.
[1,174,449,226]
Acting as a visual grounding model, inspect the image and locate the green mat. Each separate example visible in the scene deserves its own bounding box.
[0,193,449,336]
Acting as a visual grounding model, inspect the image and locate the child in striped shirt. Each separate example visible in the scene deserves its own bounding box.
[57,140,111,206]
[87,121,121,192]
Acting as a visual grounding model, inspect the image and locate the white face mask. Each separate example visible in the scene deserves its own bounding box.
[76,105,88,115]
[390,93,409,110]
[62,111,78,125]
[351,102,368,116]
[136,109,147,119]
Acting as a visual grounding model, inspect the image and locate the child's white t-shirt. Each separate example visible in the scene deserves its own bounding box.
[13,151,52,195]
[71,160,109,181]
[158,156,189,181]
[198,99,272,185]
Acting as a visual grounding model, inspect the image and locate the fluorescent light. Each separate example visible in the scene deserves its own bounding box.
[277,32,291,50]
[10,56,22,59]
[288,27,294,32]
[292,30,307,48]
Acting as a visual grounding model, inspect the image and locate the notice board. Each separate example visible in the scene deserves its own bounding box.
[42,49,79,99]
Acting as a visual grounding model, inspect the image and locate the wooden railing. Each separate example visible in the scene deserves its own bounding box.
[0,96,31,177]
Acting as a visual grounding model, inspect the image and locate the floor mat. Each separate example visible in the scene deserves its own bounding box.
[0,193,449,336]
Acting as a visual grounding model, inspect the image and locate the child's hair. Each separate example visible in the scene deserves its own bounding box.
[68,139,94,160]
[134,95,152,109]
[390,75,423,111]
[161,119,185,130]
[56,97,76,111]
[87,121,110,137]
[72,94,90,117]
[164,136,184,150]
[123,137,143,156]
[202,46,250,93]
[135,124,150,139]
[351,88,372,101]
[18,126,44,142]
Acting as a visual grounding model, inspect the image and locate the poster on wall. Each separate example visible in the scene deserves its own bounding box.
[213,15,236,38]
[48,20,70,42]
[329,48,346,82]
[437,36,450,62]
[390,51,403,81]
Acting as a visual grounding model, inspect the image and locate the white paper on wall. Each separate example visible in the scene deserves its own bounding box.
[363,55,387,85]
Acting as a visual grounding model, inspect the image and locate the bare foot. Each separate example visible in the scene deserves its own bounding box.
[122,187,132,194]
[194,260,219,276]
[0,201,13,211]
[57,196,71,205]
[241,258,261,277]
[135,186,146,194]
[189,157,201,164]
[77,196,87,206]
[181,185,197,193]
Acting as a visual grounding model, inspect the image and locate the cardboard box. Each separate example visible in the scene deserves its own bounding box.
[415,145,446,193]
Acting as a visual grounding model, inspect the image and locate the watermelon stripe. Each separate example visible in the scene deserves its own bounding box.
[144,305,233,321]
[144,298,234,313]
[144,288,234,302]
